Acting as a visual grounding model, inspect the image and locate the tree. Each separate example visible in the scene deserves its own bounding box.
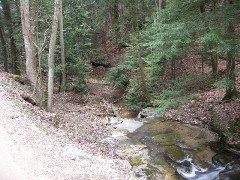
[47,0,60,111]
[222,0,238,100]
[20,0,38,89]
[0,19,8,72]
[59,0,66,91]
[2,0,20,74]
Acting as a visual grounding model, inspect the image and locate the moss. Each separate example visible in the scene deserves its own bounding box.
[152,133,180,145]
[129,156,144,166]
[53,115,61,128]
[9,74,25,84]
[144,168,153,176]
[154,156,166,165]
[163,146,185,161]
[191,93,204,100]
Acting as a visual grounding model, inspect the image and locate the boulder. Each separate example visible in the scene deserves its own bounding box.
[210,107,240,151]
[219,164,240,180]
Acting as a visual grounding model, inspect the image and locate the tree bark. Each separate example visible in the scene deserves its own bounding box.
[0,25,8,72]
[30,0,37,69]
[211,53,218,79]
[223,2,237,100]
[2,0,20,74]
[223,47,236,100]
[48,0,60,111]
[59,0,66,91]
[20,0,38,88]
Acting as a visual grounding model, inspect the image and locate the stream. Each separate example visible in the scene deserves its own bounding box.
[104,114,240,179]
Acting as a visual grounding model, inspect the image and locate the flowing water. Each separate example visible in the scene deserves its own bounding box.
[105,116,240,179]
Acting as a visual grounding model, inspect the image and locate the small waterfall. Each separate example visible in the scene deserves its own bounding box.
[176,156,225,179]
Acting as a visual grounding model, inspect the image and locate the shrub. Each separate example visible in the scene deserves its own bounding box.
[125,79,150,110]
[108,65,130,89]
[68,58,91,93]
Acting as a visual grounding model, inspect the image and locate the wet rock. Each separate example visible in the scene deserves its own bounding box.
[138,107,160,118]
[212,151,240,166]
[219,164,240,180]
[163,146,185,161]
[152,133,180,146]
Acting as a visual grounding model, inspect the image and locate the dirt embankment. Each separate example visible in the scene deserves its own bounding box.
[0,70,134,180]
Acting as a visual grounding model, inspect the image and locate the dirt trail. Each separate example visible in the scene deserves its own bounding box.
[0,118,28,180]
[0,71,134,180]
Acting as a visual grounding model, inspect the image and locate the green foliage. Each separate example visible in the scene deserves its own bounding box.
[159,90,184,99]
[152,89,188,116]
[150,74,211,116]
[223,119,240,142]
[212,78,226,89]
[125,80,150,110]
[129,156,144,166]
[55,64,65,74]
[142,22,191,64]
[196,32,225,54]
[108,65,129,89]
[68,58,91,93]
[63,1,93,91]
[173,74,211,91]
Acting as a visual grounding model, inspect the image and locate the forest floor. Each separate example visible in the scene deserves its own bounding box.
[0,69,135,180]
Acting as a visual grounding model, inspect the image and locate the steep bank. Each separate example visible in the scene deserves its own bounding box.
[0,70,134,179]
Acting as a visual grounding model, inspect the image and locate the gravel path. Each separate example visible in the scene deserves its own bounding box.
[0,71,135,180]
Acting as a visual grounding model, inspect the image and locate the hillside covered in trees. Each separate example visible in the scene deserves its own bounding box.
[0,0,240,179]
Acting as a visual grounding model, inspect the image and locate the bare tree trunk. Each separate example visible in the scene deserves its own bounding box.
[20,0,47,106]
[30,0,37,69]
[48,0,60,112]
[223,0,237,100]
[2,0,20,74]
[59,0,66,91]
[171,59,176,80]
[20,0,38,86]
[0,25,8,72]
[159,0,165,9]
[211,53,218,79]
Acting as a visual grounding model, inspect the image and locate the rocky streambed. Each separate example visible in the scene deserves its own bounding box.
[103,112,240,179]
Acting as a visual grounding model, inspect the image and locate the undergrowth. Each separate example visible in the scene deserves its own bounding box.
[150,74,212,116]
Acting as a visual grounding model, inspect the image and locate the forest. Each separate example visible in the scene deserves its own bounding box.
[0,0,240,179]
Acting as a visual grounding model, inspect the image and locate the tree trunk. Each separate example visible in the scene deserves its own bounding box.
[171,59,176,80]
[59,0,66,91]
[20,0,38,89]
[159,0,166,9]
[0,25,8,72]
[48,0,60,112]
[137,32,150,102]
[2,0,20,74]
[223,4,237,100]
[30,0,37,69]
[211,53,218,79]
[223,48,236,100]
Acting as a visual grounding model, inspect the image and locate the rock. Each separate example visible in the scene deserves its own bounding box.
[152,133,180,146]
[210,108,230,134]
[212,151,239,166]
[210,107,240,151]
[9,74,26,84]
[91,59,111,68]
[219,164,240,180]
[163,145,185,161]
[21,94,38,106]
[118,109,140,118]
[138,107,160,118]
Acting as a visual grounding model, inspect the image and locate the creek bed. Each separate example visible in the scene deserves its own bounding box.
[105,116,240,179]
